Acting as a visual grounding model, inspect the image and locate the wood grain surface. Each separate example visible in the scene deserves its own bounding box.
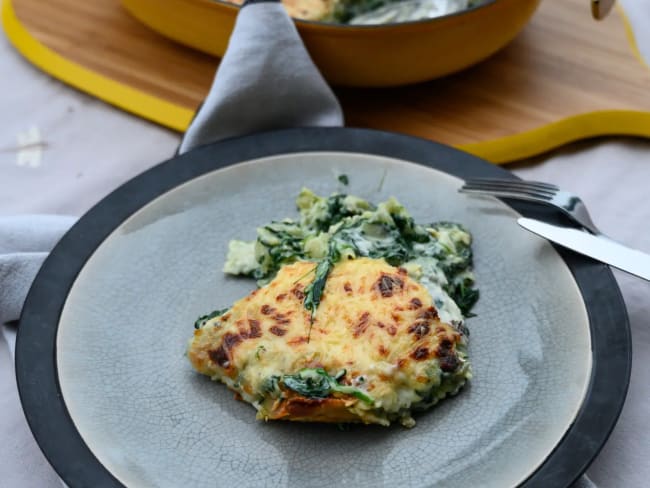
[8,0,650,160]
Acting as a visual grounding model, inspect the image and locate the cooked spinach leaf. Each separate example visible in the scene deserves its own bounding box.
[255,345,266,360]
[445,279,480,317]
[261,375,280,395]
[282,368,331,397]
[254,221,307,281]
[304,259,334,320]
[281,368,374,405]
[194,308,229,329]
[303,240,342,340]
[333,220,410,266]
[316,195,357,232]
[333,0,401,22]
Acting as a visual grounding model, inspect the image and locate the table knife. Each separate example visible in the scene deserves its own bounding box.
[518,217,650,281]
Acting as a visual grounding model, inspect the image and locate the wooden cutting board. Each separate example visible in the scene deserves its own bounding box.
[3,0,650,163]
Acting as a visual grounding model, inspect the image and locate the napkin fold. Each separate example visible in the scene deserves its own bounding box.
[0,216,77,356]
[0,2,595,488]
[178,0,343,153]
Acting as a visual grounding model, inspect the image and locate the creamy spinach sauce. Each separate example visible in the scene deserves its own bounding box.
[334,0,487,25]
[224,188,478,328]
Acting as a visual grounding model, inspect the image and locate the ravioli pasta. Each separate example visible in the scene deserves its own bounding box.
[187,188,478,427]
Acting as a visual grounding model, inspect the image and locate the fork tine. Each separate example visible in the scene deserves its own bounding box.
[463,178,559,192]
[460,184,554,200]
[459,187,554,201]
[458,188,551,203]
[460,179,600,234]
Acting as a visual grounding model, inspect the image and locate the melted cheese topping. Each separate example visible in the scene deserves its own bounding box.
[188,258,470,426]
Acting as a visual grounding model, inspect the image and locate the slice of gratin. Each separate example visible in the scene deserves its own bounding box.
[188,258,471,427]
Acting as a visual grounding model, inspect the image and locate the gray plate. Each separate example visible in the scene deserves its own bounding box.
[15,129,630,488]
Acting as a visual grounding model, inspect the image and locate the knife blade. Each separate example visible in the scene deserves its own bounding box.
[518,217,650,281]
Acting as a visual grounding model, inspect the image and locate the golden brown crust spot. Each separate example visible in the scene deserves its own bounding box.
[291,285,305,300]
[436,338,459,372]
[208,332,243,369]
[208,346,228,368]
[249,319,262,338]
[374,273,405,298]
[408,322,430,339]
[411,346,431,361]
[288,336,308,346]
[353,311,371,338]
[418,306,439,322]
[272,312,291,325]
[269,326,287,336]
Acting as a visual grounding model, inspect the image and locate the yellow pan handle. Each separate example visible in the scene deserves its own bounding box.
[592,0,615,19]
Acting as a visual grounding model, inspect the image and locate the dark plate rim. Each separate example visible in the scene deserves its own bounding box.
[15,127,631,488]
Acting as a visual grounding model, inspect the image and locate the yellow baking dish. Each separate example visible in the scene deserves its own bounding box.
[121,0,542,86]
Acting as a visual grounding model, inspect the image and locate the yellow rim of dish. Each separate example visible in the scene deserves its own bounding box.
[1,0,194,131]
[2,0,649,164]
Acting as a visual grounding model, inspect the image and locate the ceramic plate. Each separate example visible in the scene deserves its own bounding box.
[16,129,630,488]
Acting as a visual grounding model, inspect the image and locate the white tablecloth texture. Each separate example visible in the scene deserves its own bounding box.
[1,1,649,486]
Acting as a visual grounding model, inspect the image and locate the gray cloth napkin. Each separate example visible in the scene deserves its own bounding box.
[0,216,77,355]
[178,0,343,152]
[0,2,594,488]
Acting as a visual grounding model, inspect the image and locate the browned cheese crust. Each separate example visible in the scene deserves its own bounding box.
[188,258,464,424]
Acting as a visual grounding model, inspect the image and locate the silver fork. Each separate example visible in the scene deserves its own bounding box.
[459,177,650,281]
[459,178,600,235]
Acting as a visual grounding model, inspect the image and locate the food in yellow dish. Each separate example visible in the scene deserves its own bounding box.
[226,0,487,24]
[188,188,478,427]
